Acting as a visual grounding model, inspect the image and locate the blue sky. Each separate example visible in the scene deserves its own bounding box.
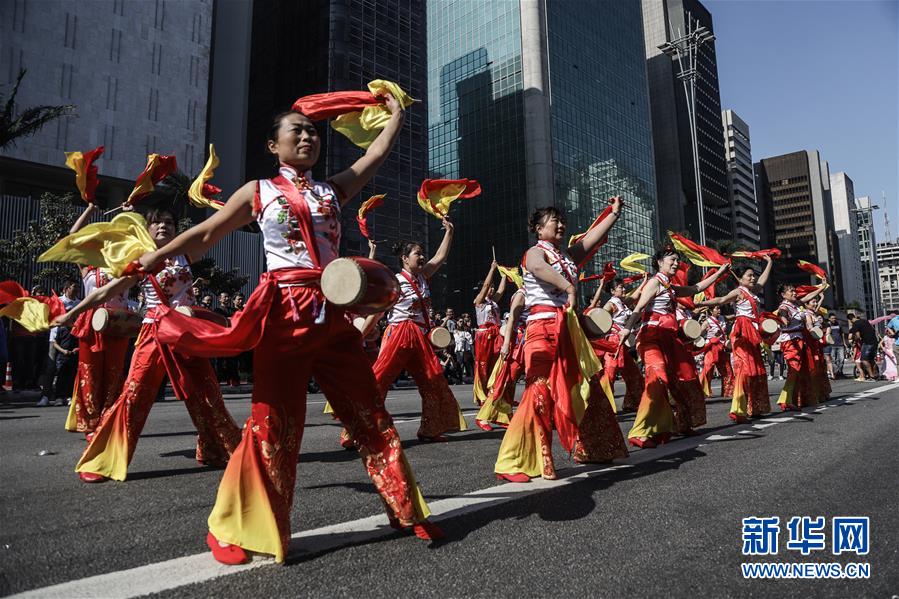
[707,0,898,241]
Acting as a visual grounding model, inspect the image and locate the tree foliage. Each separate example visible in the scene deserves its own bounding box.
[1,70,75,150]
[0,192,81,285]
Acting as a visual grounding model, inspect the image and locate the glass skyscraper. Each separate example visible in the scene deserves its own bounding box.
[427,0,657,309]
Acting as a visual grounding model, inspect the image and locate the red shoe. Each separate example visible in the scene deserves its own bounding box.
[496,472,530,483]
[79,471,107,483]
[339,436,355,450]
[417,434,449,443]
[413,521,445,541]
[475,419,493,432]
[84,432,94,443]
[653,432,672,445]
[728,412,749,424]
[206,532,249,565]
[628,437,657,449]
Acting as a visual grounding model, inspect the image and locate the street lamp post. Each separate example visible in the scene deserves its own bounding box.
[659,13,715,245]
[852,203,881,317]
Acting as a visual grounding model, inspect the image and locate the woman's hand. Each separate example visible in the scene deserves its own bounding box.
[50,312,76,329]
[500,338,511,359]
[566,284,577,312]
[383,92,405,117]
[609,195,623,214]
[138,250,160,273]
[441,217,454,233]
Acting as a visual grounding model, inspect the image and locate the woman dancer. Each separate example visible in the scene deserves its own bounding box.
[618,247,728,447]
[597,277,645,412]
[52,203,241,482]
[494,200,628,483]
[372,228,467,441]
[475,284,526,430]
[803,296,831,402]
[472,261,506,406]
[775,283,824,410]
[63,203,132,435]
[140,95,440,564]
[697,305,734,399]
[696,259,773,422]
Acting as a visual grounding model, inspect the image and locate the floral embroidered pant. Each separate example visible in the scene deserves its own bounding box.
[699,340,734,399]
[372,320,467,438]
[73,334,129,433]
[602,332,644,412]
[779,338,814,407]
[629,326,707,441]
[76,325,241,480]
[207,288,430,563]
[473,324,502,405]
[494,318,627,479]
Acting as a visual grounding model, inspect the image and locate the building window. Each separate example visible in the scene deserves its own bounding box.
[105,75,119,111]
[59,63,74,99]
[113,0,124,16]
[151,43,162,75]
[147,88,159,122]
[154,0,166,30]
[64,13,78,49]
[12,0,26,32]
[55,118,69,150]
[109,28,122,63]
[103,125,115,159]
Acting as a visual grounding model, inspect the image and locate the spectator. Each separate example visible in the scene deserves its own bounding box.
[825,313,847,379]
[437,349,458,384]
[847,313,878,381]
[453,320,474,382]
[201,294,214,310]
[214,292,239,387]
[768,342,785,380]
[443,307,457,333]
[49,324,79,406]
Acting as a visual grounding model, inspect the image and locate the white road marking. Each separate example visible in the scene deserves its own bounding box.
[12,383,897,598]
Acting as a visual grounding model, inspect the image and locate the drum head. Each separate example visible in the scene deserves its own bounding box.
[761,318,779,334]
[175,305,193,317]
[430,327,453,349]
[586,308,613,335]
[321,258,365,306]
[694,337,707,348]
[810,326,823,340]
[625,334,635,348]
[90,308,109,332]
[681,319,701,339]
[352,316,366,332]
[825,334,835,345]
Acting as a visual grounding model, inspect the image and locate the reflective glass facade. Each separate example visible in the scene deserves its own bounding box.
[427,0,527,306]
[545,0,658,276]
[427,0,657,310]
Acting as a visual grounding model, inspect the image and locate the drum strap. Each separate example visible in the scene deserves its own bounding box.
[147,274,169,307]
[399,269,432,330]
[737,287,760,323]
[270,174,322,270]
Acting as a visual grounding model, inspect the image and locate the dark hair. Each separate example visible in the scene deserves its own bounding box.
[612,277,627,289]
[734,265,757,279]
[392,240,423,258]
[143,206,178,230]
[267,109,318,144]
[651,244,680,272]
[776,283,794,297]
[528,207,564,234]
[847,312,857,320]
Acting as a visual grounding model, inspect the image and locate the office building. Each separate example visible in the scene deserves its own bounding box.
[428,0,658,309]
[721,109,760,249]
[643,0,731,243]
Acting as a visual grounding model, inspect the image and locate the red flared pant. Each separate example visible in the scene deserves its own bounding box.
[473,324,502,405]
[372,320,465,438]
[602,331,644,411]
[74,333,130,433]
[699,339,734,398]
[76,324,241,479]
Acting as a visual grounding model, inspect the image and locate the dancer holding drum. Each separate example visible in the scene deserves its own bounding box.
[472,261,507,406]
[774,283,825,410]
[370,224,467,442]
[599,277,645,412]
[801,294,831,402]
[136,95,440,564]
[697,258,773,422]
[64,203,134,435]
[695,305,734,399]
[51,203,241,482]
[617,247,728,448]
[475,285,527,431]
[494,200,629,483]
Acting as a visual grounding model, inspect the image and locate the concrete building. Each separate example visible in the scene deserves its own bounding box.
[643,0,731,243]
[428,0,658,310]
[754,150,838,306]
[877,241,899,314]
[829,172,866,311]
[0,0,214,201]
[855,196,882,317]
[721,109,760,249]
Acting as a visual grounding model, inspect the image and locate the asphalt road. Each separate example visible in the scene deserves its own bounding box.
[1,376,897,598]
